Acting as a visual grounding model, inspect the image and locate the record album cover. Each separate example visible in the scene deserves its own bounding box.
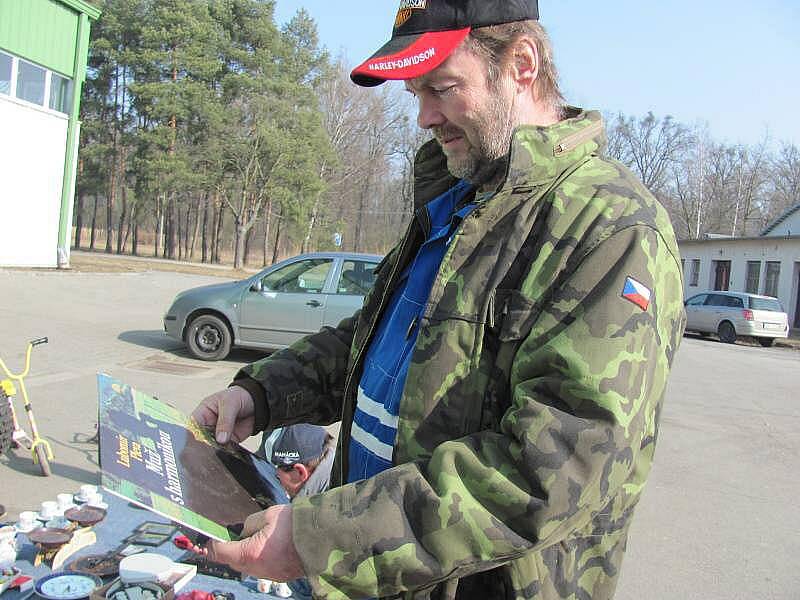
[97,373,288,541]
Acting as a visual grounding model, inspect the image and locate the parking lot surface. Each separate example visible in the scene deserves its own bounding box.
[1,268,799,599]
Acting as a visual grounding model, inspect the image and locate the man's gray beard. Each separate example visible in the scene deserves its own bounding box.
[445,93,514,187]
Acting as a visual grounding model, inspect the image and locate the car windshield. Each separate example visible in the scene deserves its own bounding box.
[748,297,784,312]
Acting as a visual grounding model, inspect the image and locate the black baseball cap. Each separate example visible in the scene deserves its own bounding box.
[270,424,327,467]
[351,0,539,87]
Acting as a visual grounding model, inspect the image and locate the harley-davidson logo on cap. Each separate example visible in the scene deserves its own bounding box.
[395,0,427,28]
[351,0,540,87]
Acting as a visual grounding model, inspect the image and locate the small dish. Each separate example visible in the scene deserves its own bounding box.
[14,522,38,534]
[27,527,73,549]
[64,506,107,527]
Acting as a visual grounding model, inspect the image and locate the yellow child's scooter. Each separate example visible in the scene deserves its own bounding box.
[0,337,53,476]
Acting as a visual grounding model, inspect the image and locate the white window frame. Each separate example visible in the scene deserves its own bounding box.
[0,50,71,117]
[6,50,19,97]
[745,261,761,295]
[764,261,781,298]
[690,259,700,287]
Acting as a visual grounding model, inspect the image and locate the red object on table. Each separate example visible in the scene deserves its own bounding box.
[176,590,213,600]
[173,535,205,554]
[11,575,34,592]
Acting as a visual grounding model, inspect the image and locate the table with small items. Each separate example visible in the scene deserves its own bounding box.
[1,493,296,600]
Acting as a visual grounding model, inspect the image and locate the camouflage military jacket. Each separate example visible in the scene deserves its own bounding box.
[235,108,686,599]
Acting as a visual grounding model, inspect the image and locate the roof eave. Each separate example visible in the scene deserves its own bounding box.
[678,234,800,244]
[760,203,800,236]
[55,0,101,20]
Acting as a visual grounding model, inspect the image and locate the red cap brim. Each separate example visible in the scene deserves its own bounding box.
[351,28,471,87]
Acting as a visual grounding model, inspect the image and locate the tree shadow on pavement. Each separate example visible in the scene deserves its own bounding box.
[0,447,98,484]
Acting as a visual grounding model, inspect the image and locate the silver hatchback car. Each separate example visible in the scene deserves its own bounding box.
[164,252,382,360]
[684,291,789,347]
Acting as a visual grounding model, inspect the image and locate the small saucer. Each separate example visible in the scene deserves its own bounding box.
[64,506,106,527]
[36,512,61,522]
[45,518,71,530]
[87,502,108,510]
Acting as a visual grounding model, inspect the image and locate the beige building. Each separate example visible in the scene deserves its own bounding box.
[677,203,800,330]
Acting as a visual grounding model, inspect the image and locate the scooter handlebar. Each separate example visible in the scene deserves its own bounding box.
[30,337,48,347]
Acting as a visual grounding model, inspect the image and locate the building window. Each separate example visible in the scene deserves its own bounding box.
[0,51,72,114]
[745,261,761,294]
[49,72,72,114]
[16,59,46,106]
[764,262,781,297]
[690,259,700,287]
[0,52,11,95]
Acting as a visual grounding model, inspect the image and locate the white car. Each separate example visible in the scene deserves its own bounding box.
[684,291,789,347]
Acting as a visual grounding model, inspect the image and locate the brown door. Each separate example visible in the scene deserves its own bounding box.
[794,269,800,328]
[714,261,731,291]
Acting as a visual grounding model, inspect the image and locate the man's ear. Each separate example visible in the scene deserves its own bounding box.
[507,37,539,95]
[293,463,311,484]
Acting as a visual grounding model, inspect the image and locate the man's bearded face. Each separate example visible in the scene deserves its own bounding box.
[408,46,515,183]
[432,77,514,181]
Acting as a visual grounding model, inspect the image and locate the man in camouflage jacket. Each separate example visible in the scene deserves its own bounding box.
[196,2,686,598]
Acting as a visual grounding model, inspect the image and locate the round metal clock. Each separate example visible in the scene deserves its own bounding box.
[35,571,103,600]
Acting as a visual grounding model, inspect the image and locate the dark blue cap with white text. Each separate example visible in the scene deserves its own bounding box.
[270,424,328,467]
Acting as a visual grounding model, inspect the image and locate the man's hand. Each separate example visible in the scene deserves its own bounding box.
[191,386,256,445]
[206,504,303,582]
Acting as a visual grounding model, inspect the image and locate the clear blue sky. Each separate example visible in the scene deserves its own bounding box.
[274,0,800,147]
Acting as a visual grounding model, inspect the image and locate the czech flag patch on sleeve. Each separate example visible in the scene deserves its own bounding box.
[621,276,652,311]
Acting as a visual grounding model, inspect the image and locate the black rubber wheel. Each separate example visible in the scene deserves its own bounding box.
[717,321,737,344]
[35,443,52,477]
[757,337,774,347]
[0,389,13,456]
[186,314,232,361]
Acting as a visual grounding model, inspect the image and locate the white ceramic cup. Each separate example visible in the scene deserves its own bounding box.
[272,582,292,598]
[39,501,59,520]
[256,579,273,594]
[77,484,98,501]
[0,525,16,543]
[0,541,16,568]
[75,483,97,502]
[87,492,104,507]
[57,493,75,511]
[17,511,37,529]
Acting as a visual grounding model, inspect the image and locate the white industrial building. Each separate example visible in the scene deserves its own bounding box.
[678,203,800,330]
[0,0,100,268]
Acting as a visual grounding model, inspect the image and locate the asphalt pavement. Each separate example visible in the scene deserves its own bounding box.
[1,267,798,599]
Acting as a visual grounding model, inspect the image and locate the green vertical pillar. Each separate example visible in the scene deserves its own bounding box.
[57,11,89,268]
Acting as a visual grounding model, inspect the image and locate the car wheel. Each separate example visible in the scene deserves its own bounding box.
[717,321,737,344]
[757,337,774,348]
[186,314,232,361]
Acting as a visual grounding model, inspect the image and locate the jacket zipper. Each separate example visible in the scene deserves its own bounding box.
[553,120,603,156]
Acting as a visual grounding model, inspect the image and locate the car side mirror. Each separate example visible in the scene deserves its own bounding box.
[250,281,262,293]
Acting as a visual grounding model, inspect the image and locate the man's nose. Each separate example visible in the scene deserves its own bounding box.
[417,97,445,130]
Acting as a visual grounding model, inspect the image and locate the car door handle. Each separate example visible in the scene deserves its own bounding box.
[306,299,322,307]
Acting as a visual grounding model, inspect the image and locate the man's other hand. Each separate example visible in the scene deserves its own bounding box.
[191,386,255,445]
[206,504,303,582]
